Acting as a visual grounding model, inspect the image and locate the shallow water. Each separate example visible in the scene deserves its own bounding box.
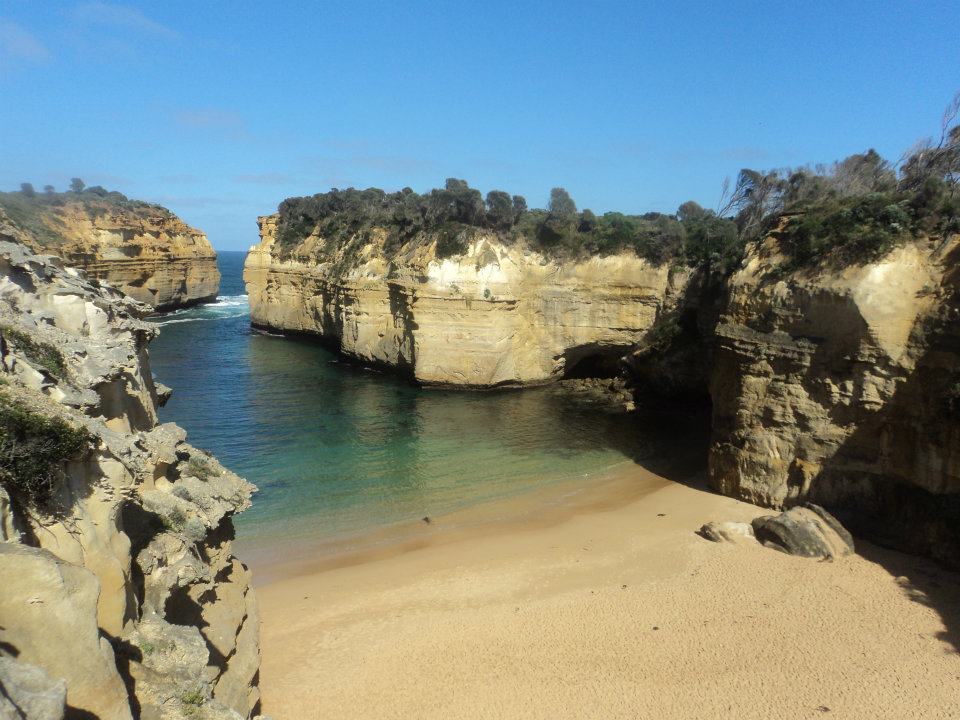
[147,252,707,555]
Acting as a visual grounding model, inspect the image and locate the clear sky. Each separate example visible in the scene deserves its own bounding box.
[1,1,958,251]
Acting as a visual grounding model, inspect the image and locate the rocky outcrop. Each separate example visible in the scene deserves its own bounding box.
[707,232,960,564]
[0,196,219,310]
[244,215,690,387]
[0,243,258,719]
[751,504,855,559]
[699,504,855,559]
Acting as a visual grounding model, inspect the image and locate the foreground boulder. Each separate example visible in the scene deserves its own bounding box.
[698,520,755,544]
[0,241,259,719]
[751,504,855,559]
[701,504,854,560]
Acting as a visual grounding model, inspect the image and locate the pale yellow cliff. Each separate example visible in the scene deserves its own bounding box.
[707,231,960,562]
[0,195,220,310]
[244,215,689,387]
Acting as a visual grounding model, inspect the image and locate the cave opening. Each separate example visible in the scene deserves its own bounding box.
[561,344,632,380]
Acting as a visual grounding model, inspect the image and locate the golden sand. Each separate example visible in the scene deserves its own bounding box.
[252,466,960,719]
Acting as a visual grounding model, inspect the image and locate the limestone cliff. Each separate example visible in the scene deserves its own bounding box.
[707,231,960,564]
[0,192,220,310]
[0,242,259,719]
[244,215,690,387]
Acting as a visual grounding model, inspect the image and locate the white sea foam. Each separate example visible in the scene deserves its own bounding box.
[153,294,249,325]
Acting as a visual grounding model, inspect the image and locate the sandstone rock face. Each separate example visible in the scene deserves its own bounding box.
[0,241,259,719]
[0,199,219,310]
[0,544,130,720]
[0,656,67,720]
[708,233,960,563]
[244,215,689,387]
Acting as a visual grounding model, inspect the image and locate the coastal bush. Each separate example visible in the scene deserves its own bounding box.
[274,180,733,268]
[0,324,68,379]
[0,393,91,508]
[718,93,960,267]
[186,455,214,481]
[0,184,165,248]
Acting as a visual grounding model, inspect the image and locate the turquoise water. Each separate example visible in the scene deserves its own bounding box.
[148,252,707,556]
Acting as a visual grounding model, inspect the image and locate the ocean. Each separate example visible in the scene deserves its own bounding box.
[147,251,707,559]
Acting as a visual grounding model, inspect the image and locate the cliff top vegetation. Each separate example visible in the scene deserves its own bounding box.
[0,179,172,247]
[273,93,959,274]
[274,182,742,272]
[721,94,959,268]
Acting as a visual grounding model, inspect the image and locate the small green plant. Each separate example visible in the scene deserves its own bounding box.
[0,324,68,379]
[0,393,91,507]
[159,505,187,532]
[180,687,206,707]
[138,640,156,655]
[186,456,213,481]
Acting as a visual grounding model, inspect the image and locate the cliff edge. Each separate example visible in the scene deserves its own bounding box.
[244,185,701,388]
[0,188,220,310]
[708,230,960,564]
[0,239,259,719]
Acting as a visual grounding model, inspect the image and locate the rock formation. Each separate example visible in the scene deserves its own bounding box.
[707,231,960,564]
[244,215,690,387]
[0,192,219,310]
[699,504,855,559]
[0,240,259,719]
[244,187,960,564]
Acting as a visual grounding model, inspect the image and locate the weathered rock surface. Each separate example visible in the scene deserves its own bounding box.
[707,232,960,564]
[0,242,258,719]
[244,215,690,387]
[0,656,67,720]
[751,505,855,559]
[698,520,755,544]
[0,197,219,310]
[0,543,130,719]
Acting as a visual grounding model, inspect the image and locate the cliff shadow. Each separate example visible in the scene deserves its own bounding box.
[805,263,960,652]
[552,385,715,488]
[856,540,960,655]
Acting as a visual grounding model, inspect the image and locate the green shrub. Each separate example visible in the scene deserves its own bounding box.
[0,325,67,379]
[273,182,706,268]
[777,180,959,268]
[434,223,472,259]
[180,687,206,707]
[0,394,91,507]
[186,455,213,481]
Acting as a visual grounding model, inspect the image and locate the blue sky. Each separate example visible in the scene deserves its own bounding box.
[1,1,958,251]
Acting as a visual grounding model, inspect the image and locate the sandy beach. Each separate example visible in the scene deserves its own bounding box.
[254,466,960,720]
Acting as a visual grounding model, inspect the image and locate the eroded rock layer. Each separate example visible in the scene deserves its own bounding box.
[244,215,689,387]
[708,232,960,563]
[0,198,219,310]
[0,241,259,719]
